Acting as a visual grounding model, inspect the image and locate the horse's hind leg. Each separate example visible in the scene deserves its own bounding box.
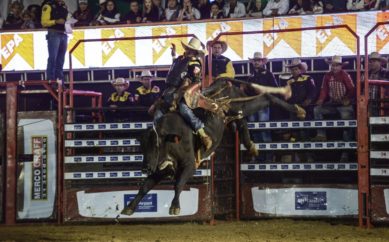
[120,175,162,216]
[170,163,195,215]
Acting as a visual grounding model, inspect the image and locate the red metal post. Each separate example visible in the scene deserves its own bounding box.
[57,84,64,224]
[234,131,240,221]
[5,83,18,225]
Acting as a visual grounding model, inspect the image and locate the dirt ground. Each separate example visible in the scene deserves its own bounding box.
[0,219,388,242]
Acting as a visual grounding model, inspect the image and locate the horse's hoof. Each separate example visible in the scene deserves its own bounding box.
[120,207,135,216]
[169,207,181,215]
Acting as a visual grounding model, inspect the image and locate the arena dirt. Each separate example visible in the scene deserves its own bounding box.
[0,219,388,241]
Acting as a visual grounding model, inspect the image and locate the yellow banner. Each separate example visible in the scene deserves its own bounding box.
[263,17,302,57]
[206,22,243,58]
[101,28,136,65]
[376,12,389,53]
[152,26,188,64]
[1,33,34,69]
[68,30,85,66]
[316,14,357,55]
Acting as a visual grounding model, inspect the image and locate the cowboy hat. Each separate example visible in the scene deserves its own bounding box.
[111,77,129,87]
[140,70,153,78]
[285,58,308,71]
[79,0,88,4]
[248,52,268,62]
[207,40,228,54]
[99,0,106,5]
[181,37,205,54]
[325,55,349,65]
[369,52,388,64]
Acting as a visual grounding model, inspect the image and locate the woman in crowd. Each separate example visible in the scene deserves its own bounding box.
[95,0,121,25]
[73,0,93,26]
[209,2,224,19]
[177,0,201,21]
[27,4,41,28]
[123,0,143,24]
[197,0,210,19]
[20,10,35,29]
[288,0,311,15]
[153,0,165,21]
[164,0,181,21]
[246,0,265,17]
[142,0,160,22]
[3,1,24,29]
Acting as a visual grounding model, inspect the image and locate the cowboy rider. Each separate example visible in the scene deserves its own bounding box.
[155,37,213,150]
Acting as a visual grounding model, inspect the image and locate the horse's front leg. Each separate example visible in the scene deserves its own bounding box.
[170,162,195,215]
[121,174,162,216]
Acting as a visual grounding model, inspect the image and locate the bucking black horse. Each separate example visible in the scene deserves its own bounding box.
[120,78,305,216]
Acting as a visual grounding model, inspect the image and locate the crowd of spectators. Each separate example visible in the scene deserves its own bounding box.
[0,0,387,30]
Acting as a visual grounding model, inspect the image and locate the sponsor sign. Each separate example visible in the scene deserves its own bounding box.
[295,192,327,210]
[124,194,157,212]
[31,136,48,200]
[0,11,383,71]
[251,187,357,216]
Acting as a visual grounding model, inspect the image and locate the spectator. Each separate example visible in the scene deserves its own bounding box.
[3,1,24,30]
[91,0,106,25]
[284,59,316,162]
[322,0,347,13]
[365,52,389,116]
[177,0,201,21]
[380,0,389,10]
[197,0,210,19]
[95,0,120,25]
[215,0,226,9]
[312,55,355,162]
[263,0,289,16]
[27,4,42,28]
[346,0,364,11]
[364,0,380,10]
[209,2,224,19]
[153,0,165,20]
[135,70,161,108]
[142,0,160,22]
[288,0,310,15]
[308,0,324,14]
[164,0,180,21]
[241,52,278,160]
[41,0,69,82]
[247,0,265,17]
[223,0,246,18]
[205,40,235,79]
[73,0,93,27]
[123,0,142,24]
[106,78,135,121]
[20,10,35,29]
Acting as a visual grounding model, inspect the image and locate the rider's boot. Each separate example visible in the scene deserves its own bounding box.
[198,128,213,150]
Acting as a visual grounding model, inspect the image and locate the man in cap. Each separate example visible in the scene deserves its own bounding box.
[312,55,355,162]
[205,40,235,80]
[241,52,278,160]
[106,77,134,121]
[159,37,213,150]
[284,59,316,162]
[365,52,389,116]
[41,0,69,84]
[134,70,160,119]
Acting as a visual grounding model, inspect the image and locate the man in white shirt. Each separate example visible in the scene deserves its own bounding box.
[223,0,246,18]
[263,0,289,16]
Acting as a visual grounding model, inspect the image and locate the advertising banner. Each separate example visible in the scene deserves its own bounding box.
[76,188,199,218]
[251,187,358,216]
[17,112,57,220]
[0,11,383,71]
